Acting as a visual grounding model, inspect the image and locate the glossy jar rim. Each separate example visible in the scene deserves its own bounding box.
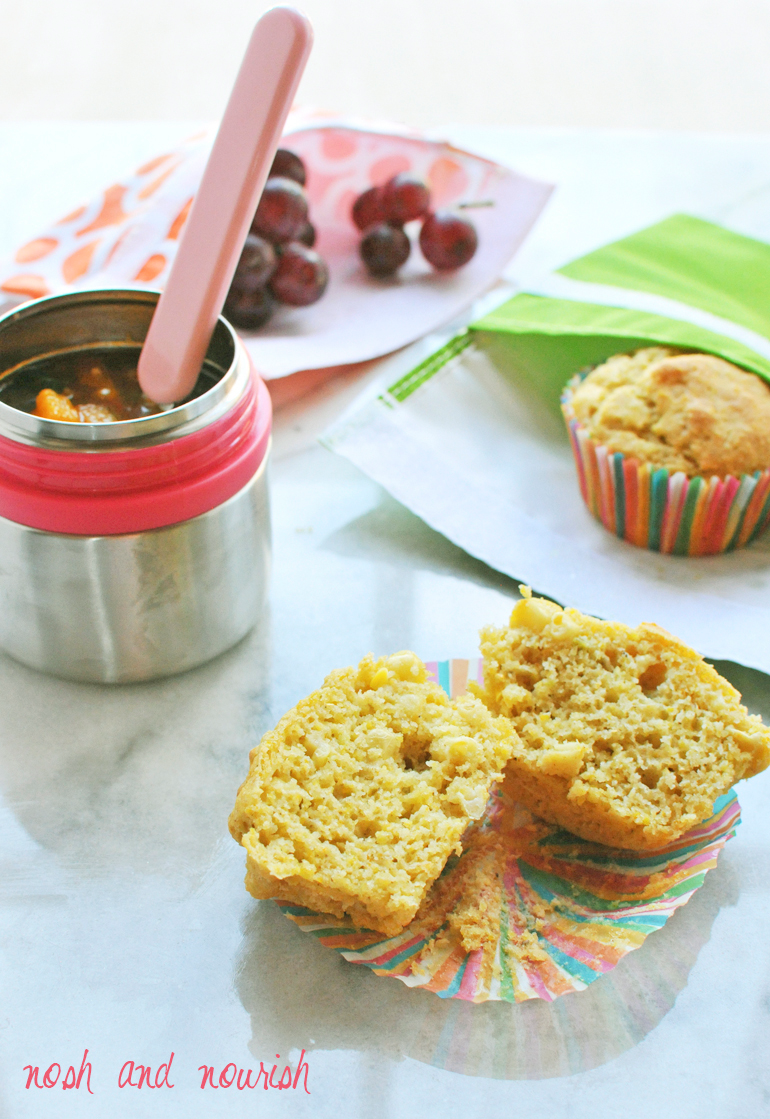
[0,287,241,448]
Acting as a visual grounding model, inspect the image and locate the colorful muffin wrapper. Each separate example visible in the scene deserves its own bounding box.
[561,375,770,555]
[278,658,739,1004]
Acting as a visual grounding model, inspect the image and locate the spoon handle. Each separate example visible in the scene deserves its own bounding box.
[137,7,312,404]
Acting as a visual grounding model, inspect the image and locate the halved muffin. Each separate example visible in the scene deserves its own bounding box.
[473,589,770,850]
[229,651,516,934]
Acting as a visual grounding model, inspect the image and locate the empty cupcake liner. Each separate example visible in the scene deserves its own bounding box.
[561,376,770,555]
[277,658,739,1004]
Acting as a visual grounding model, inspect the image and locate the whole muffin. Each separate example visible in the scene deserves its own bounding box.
[563,347,770,553]
[569,347,770,478]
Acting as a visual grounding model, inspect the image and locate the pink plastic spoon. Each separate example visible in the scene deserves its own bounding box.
[137,7,313,404]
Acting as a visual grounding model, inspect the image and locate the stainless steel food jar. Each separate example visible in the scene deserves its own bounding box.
[0,288,271,683]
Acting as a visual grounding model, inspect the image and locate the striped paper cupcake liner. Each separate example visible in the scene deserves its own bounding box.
[561,375,770,555]
[277,658,739,1004]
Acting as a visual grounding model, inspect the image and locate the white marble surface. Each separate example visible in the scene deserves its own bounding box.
[1,124,770,1117]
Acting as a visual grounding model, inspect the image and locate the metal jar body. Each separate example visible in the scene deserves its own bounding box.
[0,289,271,683]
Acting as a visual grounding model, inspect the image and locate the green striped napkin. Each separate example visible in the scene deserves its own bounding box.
[322,211,770,673]
[471,213,770,411]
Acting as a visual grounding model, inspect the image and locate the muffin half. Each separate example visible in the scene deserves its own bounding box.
[229,651,516,934]
[473,589,770,849]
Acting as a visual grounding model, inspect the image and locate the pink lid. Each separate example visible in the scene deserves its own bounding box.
[0,369,271,536]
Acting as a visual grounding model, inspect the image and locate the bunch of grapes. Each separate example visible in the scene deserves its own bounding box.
[224,149,329,331]
[352,174,478,278]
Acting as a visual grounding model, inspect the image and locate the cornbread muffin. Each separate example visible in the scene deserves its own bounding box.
[569,347,770,478]
[229,651,516,935]
[472,589,770,850]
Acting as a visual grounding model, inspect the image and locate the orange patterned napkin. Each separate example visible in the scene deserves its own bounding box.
[0,113,552,379]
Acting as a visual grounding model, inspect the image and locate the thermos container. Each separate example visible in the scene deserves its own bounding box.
[0,287,271,683]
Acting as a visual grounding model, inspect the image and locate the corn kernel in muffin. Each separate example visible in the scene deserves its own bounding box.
[229,651,516,935]
[473,590,770,850]
[569,347,770,478]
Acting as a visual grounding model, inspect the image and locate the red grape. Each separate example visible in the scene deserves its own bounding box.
[382,174,430,224]
[269,148,306,186]
[223,284,275,330]
[252,177,308,244]
[352,186,386,232]
[269,242,329,306]
[232,233,276,290]
[419,212,478,270]
[296,220,316,248]
[360,223,411,277]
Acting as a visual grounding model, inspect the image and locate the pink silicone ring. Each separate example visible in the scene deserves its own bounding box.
[0,372,272,536]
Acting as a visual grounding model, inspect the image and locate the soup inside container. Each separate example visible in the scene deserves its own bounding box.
[0,340,216,422]
[0,288,272,684]
[0,288,247,440]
